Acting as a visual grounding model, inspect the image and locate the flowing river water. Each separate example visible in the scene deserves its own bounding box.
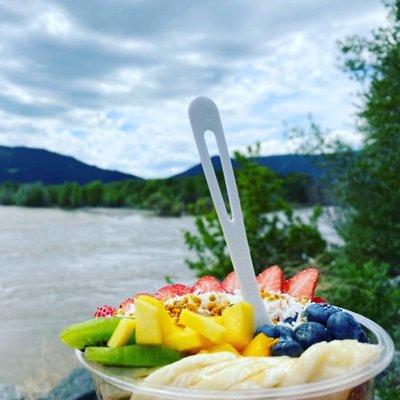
[0,206,339,398]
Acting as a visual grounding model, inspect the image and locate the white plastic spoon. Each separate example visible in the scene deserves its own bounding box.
[188,96,272,328]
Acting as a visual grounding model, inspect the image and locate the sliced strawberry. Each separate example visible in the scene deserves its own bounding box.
[155,284,193,300]
[221,271,240,293]
[312,296,327,304]
[94,305,116,318]
[284,268,319,298]
[256,265,284,292]
[119,297,134,311]
[192,276,224,293]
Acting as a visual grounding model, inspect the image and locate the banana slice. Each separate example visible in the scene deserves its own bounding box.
[145,340,380,391]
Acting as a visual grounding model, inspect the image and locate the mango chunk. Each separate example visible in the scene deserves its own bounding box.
[210,316,224,325]
[178,309,227,344]
[242,333,278,357]
[164,327,207,351]
[208,343,240,355]
[107,318,136,348]
[135,299,162,345]
[222,302,254,351]
[137,295,174,336]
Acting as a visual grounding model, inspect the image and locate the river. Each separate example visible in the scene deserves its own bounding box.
[0,206,339,398]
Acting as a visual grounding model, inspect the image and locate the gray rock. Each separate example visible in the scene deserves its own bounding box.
[38,368,94,400]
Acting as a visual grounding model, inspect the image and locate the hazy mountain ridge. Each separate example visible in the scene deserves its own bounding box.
[174,154,326,179]
[0,145,139,184]
[0,145,327,184]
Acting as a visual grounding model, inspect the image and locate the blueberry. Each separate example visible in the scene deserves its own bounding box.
[276,325,295,339]
[283,313,299,326]
[326,311,359,340]
[272,340,303,357]
[255,324,294,339]
[305,303,340,325]
[354,326,368,343]
[294,322,332,349]
[255,324,280,338]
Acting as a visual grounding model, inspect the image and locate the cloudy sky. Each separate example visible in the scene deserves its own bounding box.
[0,0,386,177]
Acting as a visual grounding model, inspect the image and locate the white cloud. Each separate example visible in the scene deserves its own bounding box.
[0,0,387,177]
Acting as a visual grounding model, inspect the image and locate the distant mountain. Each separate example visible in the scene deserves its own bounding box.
[173,154,327,180]
[0,145,140,185]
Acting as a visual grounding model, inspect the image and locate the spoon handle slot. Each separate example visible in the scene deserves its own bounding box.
[188,97,271,327]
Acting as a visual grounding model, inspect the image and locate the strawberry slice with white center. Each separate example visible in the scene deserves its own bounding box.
[155,284,193,300]
[284,268,319,298]
[221,271,240,293]
[192,275,224,293]
[256,265,284,292]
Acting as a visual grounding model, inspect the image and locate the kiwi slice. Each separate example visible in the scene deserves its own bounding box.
[60,317,135,349]
[85,344,182,367]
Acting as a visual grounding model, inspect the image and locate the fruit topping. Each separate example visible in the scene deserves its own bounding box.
[192,276,224,293]
[94,305,116,318]
[155,284,193,300]
[256,265,284,292]
[60,317,122,350]
[326,311,362,340]
[179,309,227,344]
[242,333,278,357]
[311,296,327,304]
[221,302,254,351]
[119,297,135,312]
[271,339,304,357]
[208,343,240,355]
[85,344,182,367]
[293,322,332,349]
[164,326,209,352]
[255,324,294,340]
[107,318,136,348]
[284,268,319,298]
[354,326,368,343]
[221,271,240,293]
[135,298,163,345]
[305,303,340,325]
[137,295,174,336]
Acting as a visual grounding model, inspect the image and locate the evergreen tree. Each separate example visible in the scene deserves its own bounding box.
[338,0,400,274]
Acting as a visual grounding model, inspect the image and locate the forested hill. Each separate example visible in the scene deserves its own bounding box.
[174,154,326,179]
[0,145,139,184]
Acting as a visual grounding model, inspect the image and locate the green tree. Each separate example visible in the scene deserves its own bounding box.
[85,181,103,206]
[15,183,49,207]
[184,145,326,279]
[0,181,18,205]
[337,0,400,274]
[57,182,73,208]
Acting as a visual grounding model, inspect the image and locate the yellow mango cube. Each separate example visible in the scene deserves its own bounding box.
[164,327,207,351]
[135,298,162,345]
[137,295,174,336]
[242,333,278,357]
[210,316,224,324]
[178,309,227,344]
[107,318,136,348]
[222,302,254,351]
[208,343,240,355]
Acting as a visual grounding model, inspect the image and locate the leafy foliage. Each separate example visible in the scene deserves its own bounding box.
[184,146,326,279]
[337,0,400,274]
[0,169,318,215]
[319,257,399,343]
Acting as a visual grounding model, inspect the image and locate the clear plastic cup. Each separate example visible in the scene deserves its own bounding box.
[76,310,394,400]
